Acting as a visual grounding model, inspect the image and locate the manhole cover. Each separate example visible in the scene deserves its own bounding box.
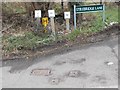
[67,70,89,78]
[31,68,52,76]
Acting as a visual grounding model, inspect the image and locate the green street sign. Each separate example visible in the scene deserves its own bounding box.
[76,5,104,13]
[74,4,105,30]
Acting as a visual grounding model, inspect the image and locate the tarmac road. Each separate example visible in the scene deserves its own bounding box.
[1,35,118,88]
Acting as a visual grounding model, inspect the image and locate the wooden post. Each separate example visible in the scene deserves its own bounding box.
[66,18,70,31]
[64,12,71,32]
[48,10,56,40]
[35,10,41,31]
[50,17,55,36]
[35,18,40,31]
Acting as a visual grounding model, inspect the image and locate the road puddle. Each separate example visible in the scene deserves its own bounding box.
[48,76,64,85]
[66,70,89,78]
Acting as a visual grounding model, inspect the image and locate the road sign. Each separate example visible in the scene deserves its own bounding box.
[48,10,55,18]
[42,17,48,27]
[64,12,70,19]
[74,4,105,30]
[76,5,104,13]
[35,10,41,18]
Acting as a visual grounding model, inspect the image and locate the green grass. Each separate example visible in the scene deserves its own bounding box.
[66,29,81,41]
[105,6,118,24]
[3,32,54,52]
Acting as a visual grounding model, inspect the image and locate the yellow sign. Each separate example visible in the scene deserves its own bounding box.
[42,17,48,27]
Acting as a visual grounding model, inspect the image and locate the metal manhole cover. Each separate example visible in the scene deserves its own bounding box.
[31,68,52,76]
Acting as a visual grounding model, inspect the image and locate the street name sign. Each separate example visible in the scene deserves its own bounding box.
[76,5,104,13]
[74,4,105,30]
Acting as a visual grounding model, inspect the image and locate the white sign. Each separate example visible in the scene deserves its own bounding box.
[64,12,70,19]
[35,10,41,18]
[48,10,55,17]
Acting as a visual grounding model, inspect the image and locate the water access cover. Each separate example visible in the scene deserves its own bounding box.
[31,68,52,76]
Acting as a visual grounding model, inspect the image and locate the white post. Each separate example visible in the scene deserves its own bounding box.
[103,4,105,29]
[74,5,77,30]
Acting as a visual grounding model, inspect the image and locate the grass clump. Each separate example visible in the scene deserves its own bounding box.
[66,29,81,41]
[3,31,54,53]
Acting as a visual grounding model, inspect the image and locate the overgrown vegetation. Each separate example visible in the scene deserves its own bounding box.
[2,2,26,15]
[2,2,119,55]
[3,32,54,53]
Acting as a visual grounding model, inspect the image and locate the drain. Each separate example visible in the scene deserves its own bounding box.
[31,68,52,76]
[67,70,89,78]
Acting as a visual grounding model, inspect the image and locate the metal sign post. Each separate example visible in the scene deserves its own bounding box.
[74,5,77,30]
[103,4,105,29]
[74,4,105,30]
